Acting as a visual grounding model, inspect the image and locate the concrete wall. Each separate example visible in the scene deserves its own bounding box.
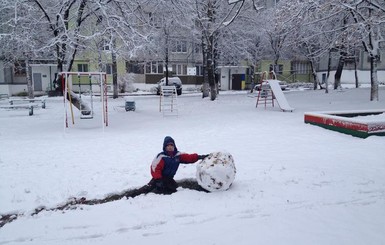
[0,84,27,96]
[0,61,4,84]
[31,65,57,92]
[0,85,10,95]
[0,63,58,96]
[318,50,385,71]
[10,84,28,95]
[0,61,27,95]
[317,70,385,85]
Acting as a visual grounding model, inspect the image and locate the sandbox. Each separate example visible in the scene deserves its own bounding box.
[304,109,385,138]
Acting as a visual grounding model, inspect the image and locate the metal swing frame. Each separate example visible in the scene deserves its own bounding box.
[60,71,109,130]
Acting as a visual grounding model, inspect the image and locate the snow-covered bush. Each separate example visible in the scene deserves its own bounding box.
[196,151,236,192]
[118,73,136,93]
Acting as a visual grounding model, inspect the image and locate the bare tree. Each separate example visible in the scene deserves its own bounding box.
[0,1,50,98]
[94,0,155,98]
[345,0,385,101]
[283,0,384,100]
[193,0,247,100]
[3,0,384,103]
[212,1,266,92]
[1,0,153,100]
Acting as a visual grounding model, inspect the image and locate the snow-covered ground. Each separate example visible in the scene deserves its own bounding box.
[0,86,384,245]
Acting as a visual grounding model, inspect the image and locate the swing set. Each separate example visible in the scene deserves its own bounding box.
[60,72,108,129]
[76,73,94,119]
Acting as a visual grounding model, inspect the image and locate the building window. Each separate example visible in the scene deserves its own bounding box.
[195,65,203,76]
[291,62,309,74]
[146,61,163,74]
[172,40,187,53]
[14,60,27,76]
[77,64,89,72]
[126,61,144,74]
[151,62,157,73]
[270,64,283,74]
[158,63,164,74]
[172,64,187,75]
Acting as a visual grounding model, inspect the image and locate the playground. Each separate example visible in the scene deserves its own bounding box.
[0,85,385,244]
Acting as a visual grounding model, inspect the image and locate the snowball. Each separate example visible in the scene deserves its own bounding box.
[196,152,236,192]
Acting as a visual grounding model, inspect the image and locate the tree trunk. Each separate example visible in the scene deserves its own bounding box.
[309,60,318,90]
[207,54,216,100]
[207,34,217,101]
[249,65,255,93]
[201,37,209,98]
[55,44,65,95]
[26,59,34,98]
[112,50,118,99]
[325,50,332,94]
[206,1,217,101]
[274,57,279,76]
[164,29,169,86]
[354,54,359,88]
[334,54,344,90]
[370,55,379,101]
[213,30,220,96]
[165,56,169,86]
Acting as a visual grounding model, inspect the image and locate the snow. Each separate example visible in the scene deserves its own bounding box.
[353,113,385,122]
[305,109,385,123]
[0,86,385,245]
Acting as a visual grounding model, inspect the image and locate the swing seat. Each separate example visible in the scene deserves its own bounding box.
[80,110,93,119]
[80,114,93,119]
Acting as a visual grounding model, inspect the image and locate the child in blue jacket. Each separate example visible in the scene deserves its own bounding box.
[149,136,208,194]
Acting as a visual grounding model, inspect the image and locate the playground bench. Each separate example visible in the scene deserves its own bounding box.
[0,103,38,116]
[9,98,46,109]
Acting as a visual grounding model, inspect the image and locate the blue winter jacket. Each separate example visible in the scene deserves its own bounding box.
[151,136,198,179]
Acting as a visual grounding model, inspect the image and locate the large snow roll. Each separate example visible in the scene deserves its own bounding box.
[196,152,236,192]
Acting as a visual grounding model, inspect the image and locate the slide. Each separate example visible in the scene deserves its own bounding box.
[267,80,294,112]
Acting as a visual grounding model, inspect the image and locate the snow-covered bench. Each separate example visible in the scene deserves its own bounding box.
[0,103,38,116]
[9,98,46,109]
[0,94,9,100]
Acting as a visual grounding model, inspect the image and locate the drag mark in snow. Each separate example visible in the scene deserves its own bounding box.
[0,179,206,229]
[67,233,104,241]
[131,220,167,230]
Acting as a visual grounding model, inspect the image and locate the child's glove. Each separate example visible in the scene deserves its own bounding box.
[197,154,209,160]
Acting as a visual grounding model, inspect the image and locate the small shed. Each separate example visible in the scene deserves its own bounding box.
[218,66,249,90]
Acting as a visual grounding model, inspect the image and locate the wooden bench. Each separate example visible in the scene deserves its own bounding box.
[0,103,38,116]
[9,98,46,109]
